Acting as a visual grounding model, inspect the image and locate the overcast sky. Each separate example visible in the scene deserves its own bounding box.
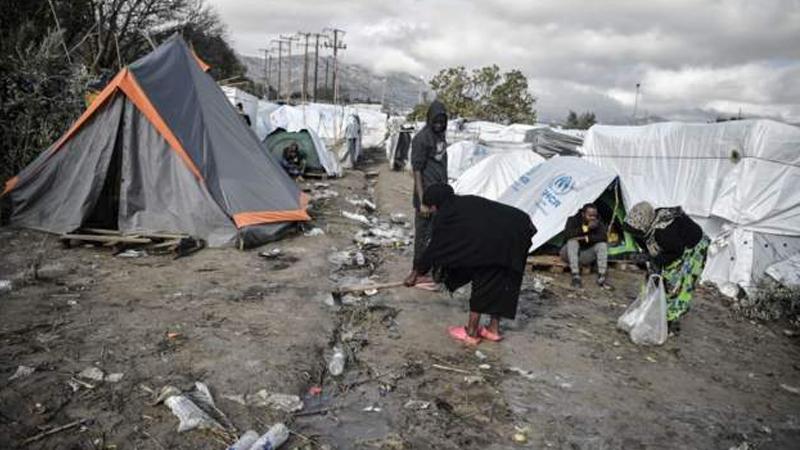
[208,0,800,123]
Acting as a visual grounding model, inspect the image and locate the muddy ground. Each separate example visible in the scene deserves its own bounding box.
[1,147,799,450]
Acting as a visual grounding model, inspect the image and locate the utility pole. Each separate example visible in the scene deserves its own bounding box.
[297,32,311,104]
[271,39,284,100]
[259,48,270,99]
[632,82,641,119]
[312,32,324,102]
[324,28,347,105]
[324,58,330,96]
[280,34,299,103]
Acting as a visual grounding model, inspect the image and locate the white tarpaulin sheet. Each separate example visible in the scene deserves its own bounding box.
[766,252,800,288]
[454,151,545,201]
[269,103,387,149]
[497,156,617,250]
[221,87,279,141]
[581,119,800,294]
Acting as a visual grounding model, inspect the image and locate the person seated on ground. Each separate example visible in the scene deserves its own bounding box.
[236,102,251,127]
[280,142,306,180]
[406,183,536,345]
[560,203,609,288]
[623,201,709,331]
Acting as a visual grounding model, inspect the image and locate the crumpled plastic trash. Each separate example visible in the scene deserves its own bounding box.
[164,395,222,432]
[0,280,12,295]
[342,211,371,224]
[8,365,35,381]
[304,228,325,237]
[247,390,303,412]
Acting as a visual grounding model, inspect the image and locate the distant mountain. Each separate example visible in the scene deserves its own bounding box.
[238,54,429,112]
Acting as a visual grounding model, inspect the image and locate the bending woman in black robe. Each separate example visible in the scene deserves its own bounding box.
[406,184,536,345]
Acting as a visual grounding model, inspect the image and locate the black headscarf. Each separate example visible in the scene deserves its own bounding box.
[418,184,536,275]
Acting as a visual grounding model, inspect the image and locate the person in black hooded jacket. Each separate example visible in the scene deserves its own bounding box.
[409,183,537,345]
[404,100,449,288]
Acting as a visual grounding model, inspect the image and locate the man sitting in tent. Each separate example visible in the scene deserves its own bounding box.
[407,184,536,345]
[560,204,608,288]
[280,142,307,180]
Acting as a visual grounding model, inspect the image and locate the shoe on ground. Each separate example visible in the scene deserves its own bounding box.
[571,275,582,288]
[597,274,607,287]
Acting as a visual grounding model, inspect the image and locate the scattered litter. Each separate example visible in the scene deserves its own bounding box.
[616,356,623,361]
[464,375,484,385]
[259,248,282,259]
[164,395,221,432]
[328,345,346,376]
[478,364,491,370]
[328,250,366,268]
[313,182,330,189]
[8,365,35,381]
[342,211,371,224]
[248,390,304,412]
[613,340,621,347]
[78,367,105,382]
[0,280,11,295]
[251,423,289,449]
[390,213,407,224]
[222,394,247,406]
[509,367,537,381]
[363,288,379,297]
[308,386,323,396]
[67,379,81,392]
[354,251,366,266]
[228,430,259,450]
[513,433,528,444]
[347,197,377,212]
[780,383,800,395]
[310,189,339,201]
[403,400,431,410]
[36,331,60,344]
[67,299,78,306]
[354,226,411,248]
[117,249,147,258]
[783,329,798,338]
[532,274,552,293]
[559,382,573,390]
[304,228,325,237]
[475,350,487,360]
[363,405,382,412]
[105,373,124,383]
[729,442,751,450]
[166,331,182,340]
[645,356,658,363]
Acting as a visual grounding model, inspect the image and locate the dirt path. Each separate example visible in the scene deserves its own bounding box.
[1,147,799,449]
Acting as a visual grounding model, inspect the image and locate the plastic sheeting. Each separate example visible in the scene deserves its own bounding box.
[581,119,800,295]
[453,151,545,201]
[446,141,531,182]
[766,253,800,288]
[269,103,387,149]
[497,156,617,250]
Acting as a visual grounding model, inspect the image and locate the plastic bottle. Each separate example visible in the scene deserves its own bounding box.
[328,345,346,376]
[225,430,259,450]
[249,423,289,450]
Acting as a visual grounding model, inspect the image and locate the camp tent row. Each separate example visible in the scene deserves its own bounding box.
[1,35,309,248]
[440,116,799,296]
[581,119,800,296]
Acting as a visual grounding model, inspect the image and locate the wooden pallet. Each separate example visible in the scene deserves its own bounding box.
[60,228,198,256]
[527,255,641,273]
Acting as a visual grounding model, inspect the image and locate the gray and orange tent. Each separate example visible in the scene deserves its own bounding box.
[1,35,309,248]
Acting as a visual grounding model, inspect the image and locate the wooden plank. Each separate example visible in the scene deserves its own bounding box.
[61,234,151,244]
[151,239,181,249]
[139,232,188,240]
[79,228,123,236]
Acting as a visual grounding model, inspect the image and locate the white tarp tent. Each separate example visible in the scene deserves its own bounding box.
[446,141,533,182]
[497,156,618,250]
[580,119,800,296]
[220,87,279,141]
[269,103,387,149]
[454,151,545,201]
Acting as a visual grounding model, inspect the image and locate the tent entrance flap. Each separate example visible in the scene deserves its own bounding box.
[82,101,127,230]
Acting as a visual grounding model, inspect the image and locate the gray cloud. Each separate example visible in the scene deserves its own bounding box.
[208,0,800,123]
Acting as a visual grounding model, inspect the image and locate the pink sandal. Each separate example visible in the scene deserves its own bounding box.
[448,326,481,346]
[478,326,503,342]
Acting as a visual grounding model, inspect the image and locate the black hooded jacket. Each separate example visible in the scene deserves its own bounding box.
[410,100,448,209]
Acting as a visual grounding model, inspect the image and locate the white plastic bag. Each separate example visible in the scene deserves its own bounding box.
[617,274,668,346]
